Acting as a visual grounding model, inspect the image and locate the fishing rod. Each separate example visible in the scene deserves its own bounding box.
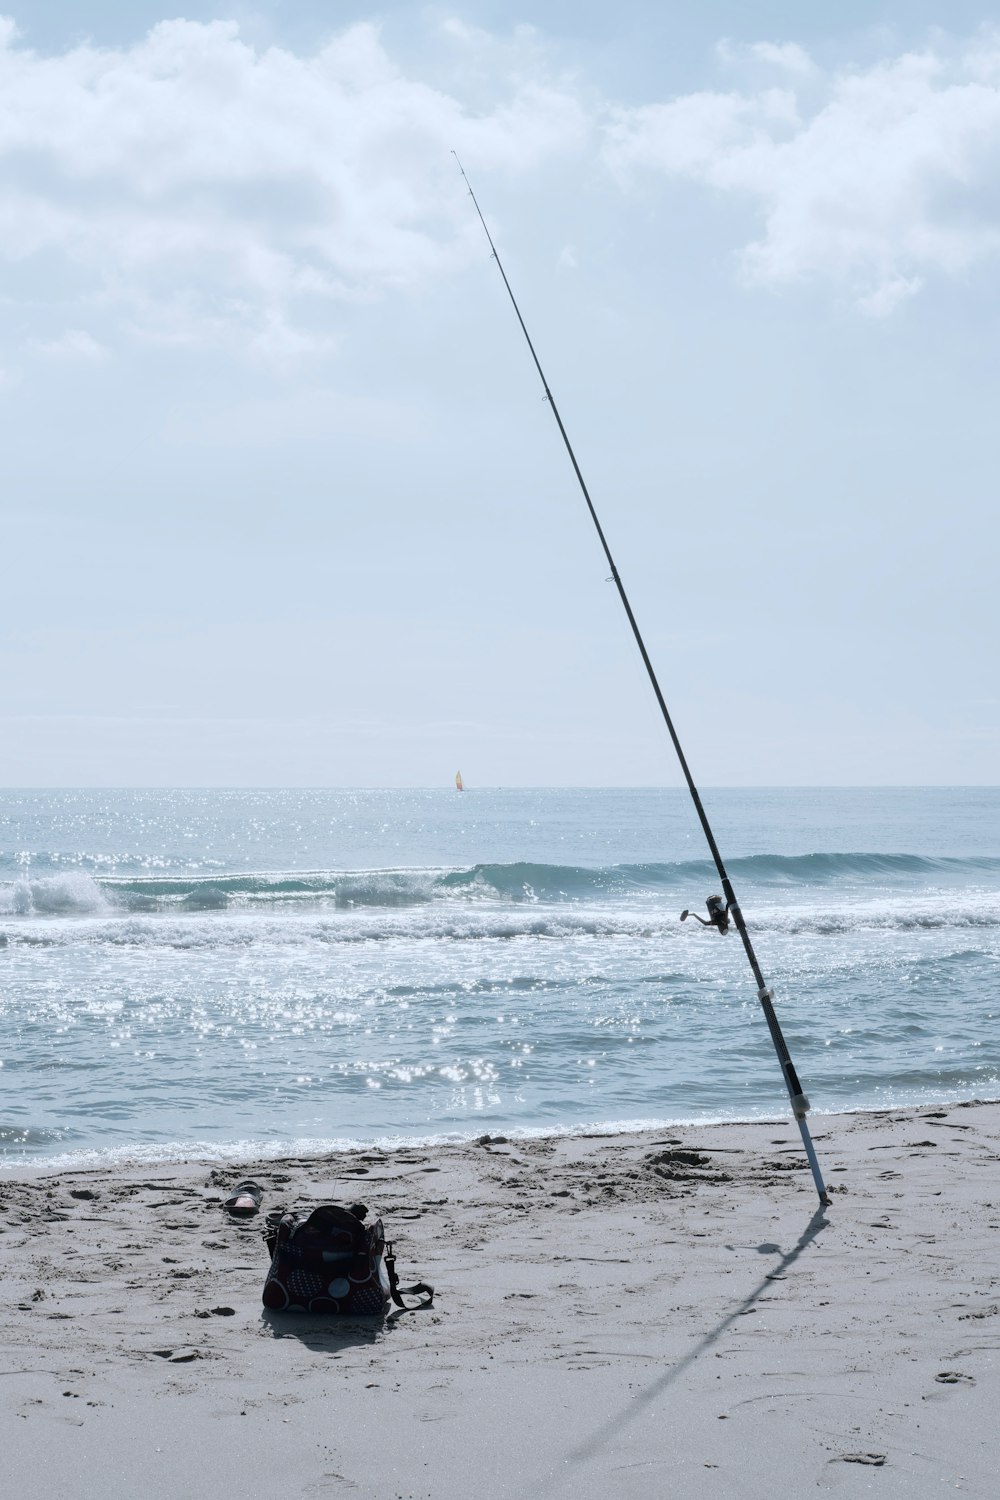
[454,153,829,1207]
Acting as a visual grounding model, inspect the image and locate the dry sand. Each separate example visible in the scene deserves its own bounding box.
[1,1102,998,1498]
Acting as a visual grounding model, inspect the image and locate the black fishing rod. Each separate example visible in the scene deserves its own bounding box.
[455,154,829,1206]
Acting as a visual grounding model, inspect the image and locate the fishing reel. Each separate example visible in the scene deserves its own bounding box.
[680,894,730,934]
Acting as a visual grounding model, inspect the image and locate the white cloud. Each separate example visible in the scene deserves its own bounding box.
[748,42,816,77]
[4,15,1000,342]
[29,329,108,360]
[856,273,924,317]
[0,18,589,356]
[716,38,816,78]
[605,33,1000,312]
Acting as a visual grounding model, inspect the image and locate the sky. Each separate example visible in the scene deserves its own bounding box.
[1,2,999,787]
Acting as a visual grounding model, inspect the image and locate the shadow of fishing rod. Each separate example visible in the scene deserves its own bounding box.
[542,1204,830,1493]
[455,153,829,1206]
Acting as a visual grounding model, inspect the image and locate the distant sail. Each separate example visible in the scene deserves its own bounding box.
[455,771,464,792]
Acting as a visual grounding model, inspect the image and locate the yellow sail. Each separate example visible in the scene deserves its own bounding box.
[455,771,464,792]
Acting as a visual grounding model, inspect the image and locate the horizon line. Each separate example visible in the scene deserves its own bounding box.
[1,784,998,793]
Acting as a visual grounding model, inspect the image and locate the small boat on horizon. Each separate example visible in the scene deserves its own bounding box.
[455,771,464,792]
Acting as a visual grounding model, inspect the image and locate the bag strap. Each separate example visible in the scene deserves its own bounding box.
[384,1243,434,1311]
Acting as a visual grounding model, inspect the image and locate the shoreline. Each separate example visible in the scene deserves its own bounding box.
[3,1099,1000,1496]
[5,1092,1000,1178]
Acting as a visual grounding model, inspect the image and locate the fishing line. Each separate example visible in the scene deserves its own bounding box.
[454,153,829,1206]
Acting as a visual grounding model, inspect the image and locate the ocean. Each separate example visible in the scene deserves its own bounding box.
[1,787,997,1168]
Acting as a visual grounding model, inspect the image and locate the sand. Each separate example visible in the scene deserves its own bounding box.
[1,1102,998,1498]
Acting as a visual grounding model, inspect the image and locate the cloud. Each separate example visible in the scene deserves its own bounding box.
[28,329,108,360]
[4,15,1000,343]
[605,32,1000,311]
[716,39,816,78]
[0,17,589,356]
[748,42,816,77]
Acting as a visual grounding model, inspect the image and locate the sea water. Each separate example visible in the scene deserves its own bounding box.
[1,787,998,1166]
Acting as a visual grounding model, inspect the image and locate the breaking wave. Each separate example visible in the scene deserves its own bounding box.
[2,900,999,951]
[2,851,997,922]
[0,873,111,918]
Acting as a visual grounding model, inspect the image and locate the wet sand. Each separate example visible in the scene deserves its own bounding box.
[1,1102,998,1497]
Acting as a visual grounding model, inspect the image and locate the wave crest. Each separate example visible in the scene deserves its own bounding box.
[0,873,110,917]
[1,852,996,928]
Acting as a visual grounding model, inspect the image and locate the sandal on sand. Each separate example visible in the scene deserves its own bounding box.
[224,1181,263,1217]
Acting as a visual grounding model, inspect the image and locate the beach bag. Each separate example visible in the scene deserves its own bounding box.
[262,1204,433,1315]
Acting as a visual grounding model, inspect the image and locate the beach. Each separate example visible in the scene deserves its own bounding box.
[2,1100,997,1497]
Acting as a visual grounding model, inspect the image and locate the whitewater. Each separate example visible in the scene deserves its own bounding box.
[1,787,997,1166]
